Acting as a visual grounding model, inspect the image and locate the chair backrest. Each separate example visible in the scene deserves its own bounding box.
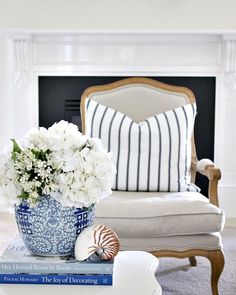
[80,77,198,178]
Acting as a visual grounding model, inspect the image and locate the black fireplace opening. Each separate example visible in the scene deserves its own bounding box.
[39,76,216,197]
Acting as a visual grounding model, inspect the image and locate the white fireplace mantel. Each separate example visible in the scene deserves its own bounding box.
[1,32,236,217]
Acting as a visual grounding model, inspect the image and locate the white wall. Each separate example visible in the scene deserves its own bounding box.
[0,34,13,149]
[0,0,236,32]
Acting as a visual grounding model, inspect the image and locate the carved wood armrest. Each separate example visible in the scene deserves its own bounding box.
[196,159,221,207]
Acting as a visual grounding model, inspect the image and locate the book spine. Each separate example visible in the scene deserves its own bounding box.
[0,262,113,275]
[0,273,112,285]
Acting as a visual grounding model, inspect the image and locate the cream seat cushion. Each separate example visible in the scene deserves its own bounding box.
[120,233,223,251]
[95,191,225,238]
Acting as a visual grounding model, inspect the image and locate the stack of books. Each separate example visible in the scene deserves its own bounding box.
[0,238,113,286]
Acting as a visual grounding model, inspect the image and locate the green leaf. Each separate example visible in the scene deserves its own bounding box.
[31,149,49,160]
[17,191,29,200]
[31,149,41,159]
[11,139,22,160]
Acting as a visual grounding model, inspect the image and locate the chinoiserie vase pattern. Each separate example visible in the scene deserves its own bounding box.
[15,195,95,256]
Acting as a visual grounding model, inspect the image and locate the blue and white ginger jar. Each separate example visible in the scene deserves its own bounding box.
[15,195,95,256]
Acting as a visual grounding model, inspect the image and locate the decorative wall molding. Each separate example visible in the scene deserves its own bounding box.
[13,36,32,88]
[31,33,223,74]
[223,40,236,92]
[224,40,236,73]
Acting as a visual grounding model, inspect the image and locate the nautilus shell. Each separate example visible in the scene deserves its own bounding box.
[75,224,120,261]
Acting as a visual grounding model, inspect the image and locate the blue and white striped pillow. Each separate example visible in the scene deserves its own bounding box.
[85,99,198,192]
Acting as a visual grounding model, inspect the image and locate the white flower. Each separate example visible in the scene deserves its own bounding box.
[47,120,87,151]
[0,120,116,209]
[0,153,21,207]
[25,127,49,151]
[62,153,83,172]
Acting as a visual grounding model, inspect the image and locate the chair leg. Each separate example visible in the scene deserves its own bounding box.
[189,256,197,266]
[207,250,225,295]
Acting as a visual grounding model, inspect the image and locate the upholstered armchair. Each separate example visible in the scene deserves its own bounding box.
[80,77,225,295]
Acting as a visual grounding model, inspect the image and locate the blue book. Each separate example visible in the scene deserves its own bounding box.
[0,273,112,285]
[0,238,113,275]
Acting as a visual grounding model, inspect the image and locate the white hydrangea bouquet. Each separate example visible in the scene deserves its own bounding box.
[0,120,116,208]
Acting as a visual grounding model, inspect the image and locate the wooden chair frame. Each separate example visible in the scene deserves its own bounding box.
[80,77,224,295]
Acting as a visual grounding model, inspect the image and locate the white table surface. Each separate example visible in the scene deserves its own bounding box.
[0,213,162,295]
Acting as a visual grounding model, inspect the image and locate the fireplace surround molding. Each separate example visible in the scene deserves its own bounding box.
[1,32,236,217]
